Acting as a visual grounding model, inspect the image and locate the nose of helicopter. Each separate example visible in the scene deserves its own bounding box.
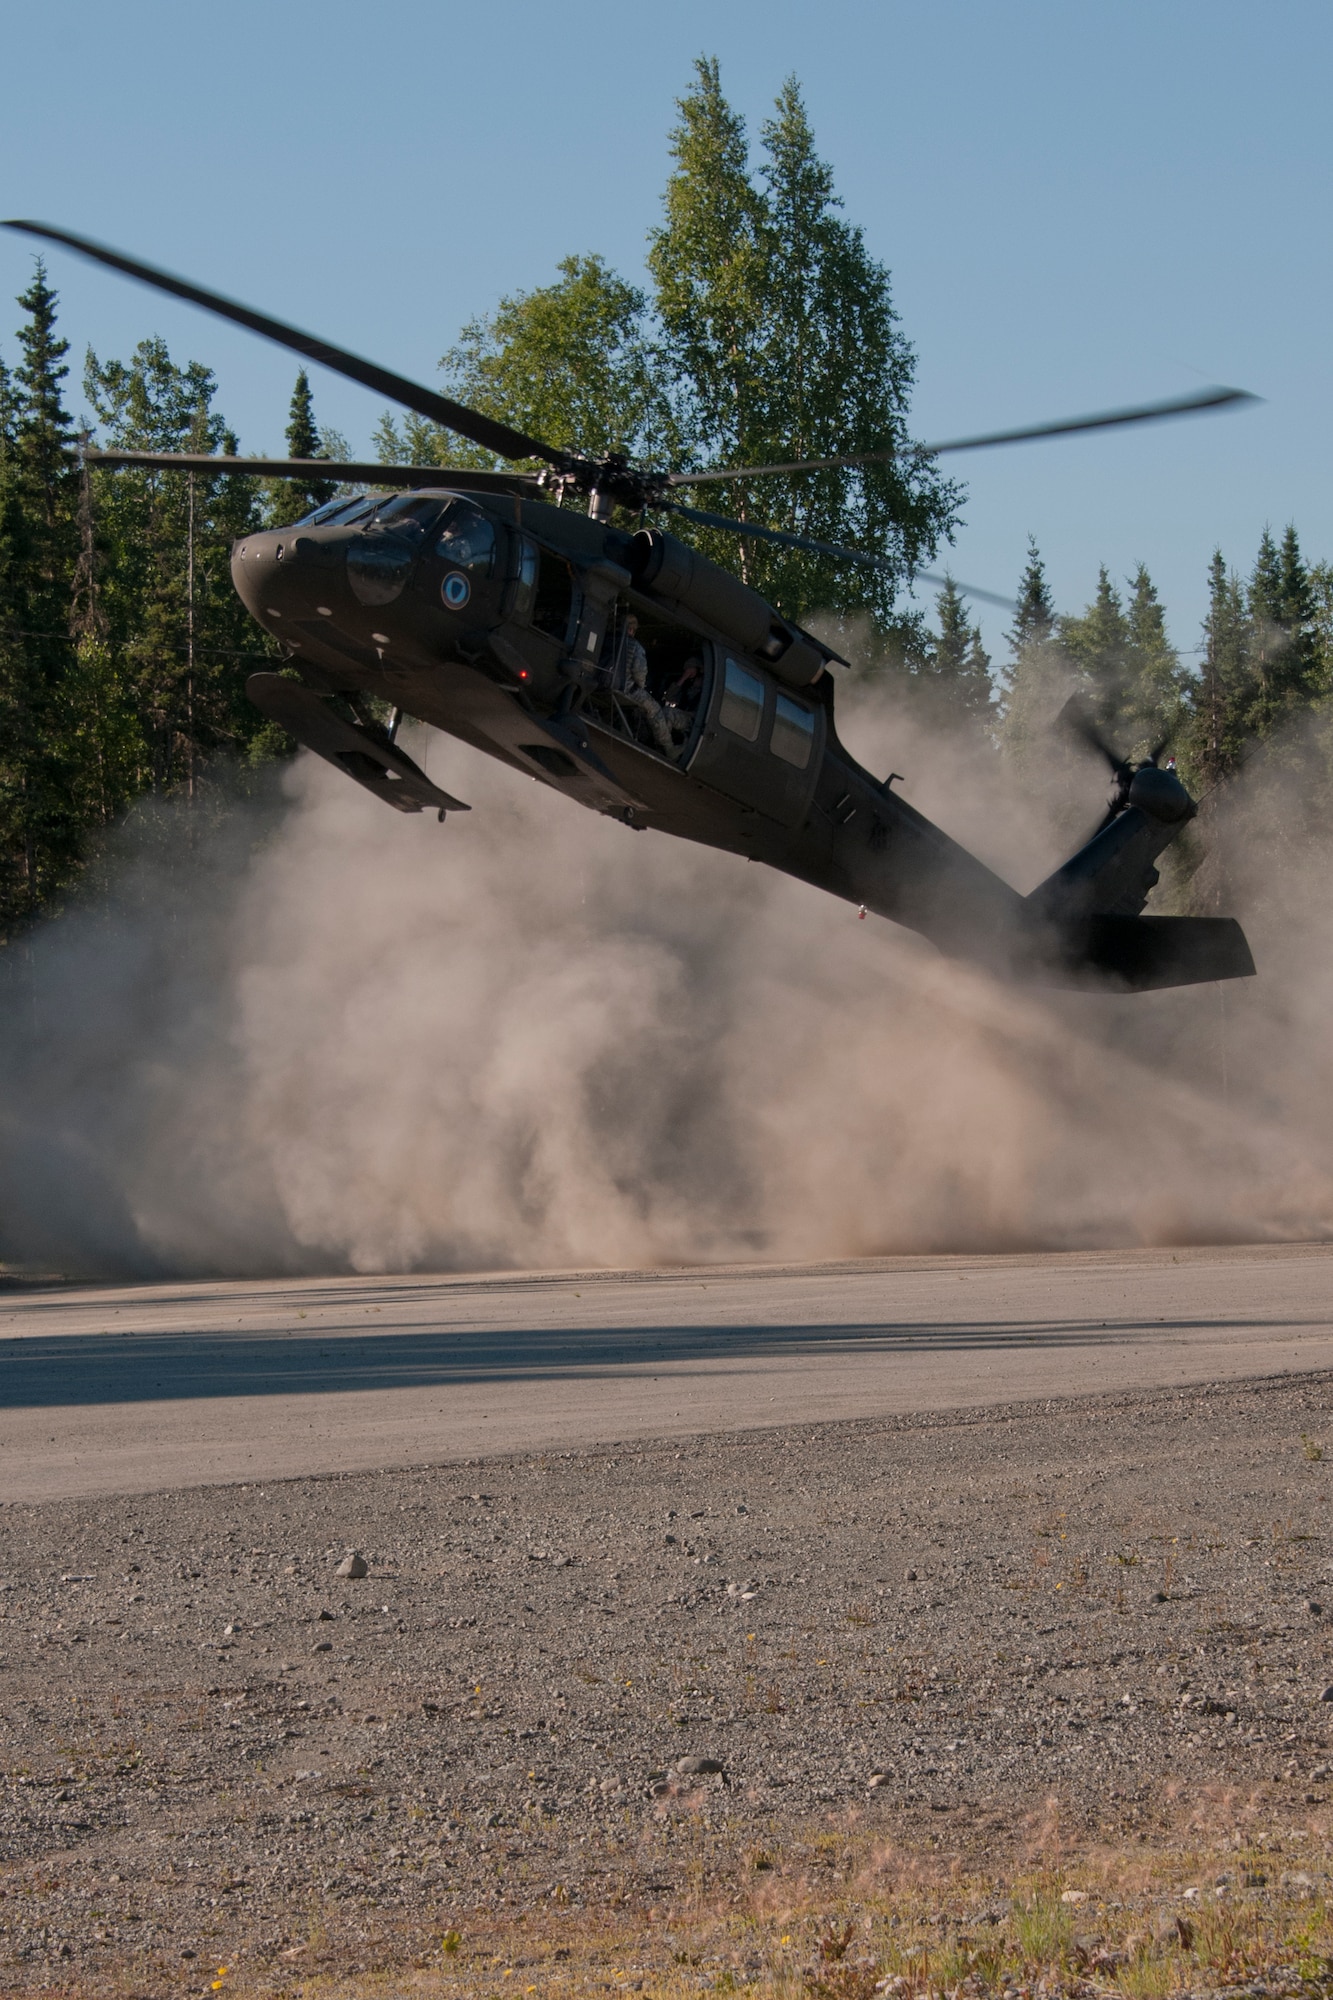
[231,526,353,629]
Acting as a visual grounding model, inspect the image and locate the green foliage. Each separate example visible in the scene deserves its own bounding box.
[994,526,1333,915]
[0,267,286,940]
[390,58,957,632]
[1057,563,1185,760]
[999,540,1072,771]
[285,368,320,460]
[999,542,1189,790]
[648,57,767,467]
[920,576,995,732]
[1010,1890,1074,1964]
[1124,565,1187,755]
[1010,535,1056,649]
[267,368,336,523]
[372,405,445,471]
[376,255,678,478]
[1059,565,1131,724]
[444,254,678,468]
[0,260,84,927]
[1186,551,1249,789]
[84,335,278,797]
[650,62,959,624]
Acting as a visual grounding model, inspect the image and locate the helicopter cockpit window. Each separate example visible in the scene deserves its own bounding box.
[435,499,497,577]
[718,658,765,743]
[296,493,377,527]
[771,692,815,768]
[365,493,447,539]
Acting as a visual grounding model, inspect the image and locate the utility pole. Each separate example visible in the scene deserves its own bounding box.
[186,470,196,801]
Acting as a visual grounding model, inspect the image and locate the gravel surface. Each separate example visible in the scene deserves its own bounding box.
[3,1372,1333,1993]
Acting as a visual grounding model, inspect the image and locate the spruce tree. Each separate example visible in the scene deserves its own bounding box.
[0,262,83,928]
[1008,537,1055,649]
[1310,558,1333,703]
[85,336,273,795]
[1058,566,1130,735]
[998,539,1069,768]
[922,576,994,731]
[286,368,319,459]
[1245,527,1286,733]
[1239,524,1319,736]
[1187,550,1249,789]
[1277,522,1318,697]
[1122,565,1185,756]
[272,368,335,520]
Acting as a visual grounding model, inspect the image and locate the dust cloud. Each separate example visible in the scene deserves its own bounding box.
[1,684,1331,1280]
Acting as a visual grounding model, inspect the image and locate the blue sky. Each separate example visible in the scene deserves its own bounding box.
[2,0,1328,662]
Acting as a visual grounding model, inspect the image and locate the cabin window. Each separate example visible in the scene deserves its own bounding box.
[509,535,539,618]
[435,499,497,576]
[718,658,765,742]
[771,692,815,768]
[532,550,576,642]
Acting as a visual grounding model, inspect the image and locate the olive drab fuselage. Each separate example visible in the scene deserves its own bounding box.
[235,484,1052,977]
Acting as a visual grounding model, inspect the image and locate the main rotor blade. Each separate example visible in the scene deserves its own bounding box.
[5,220,569,472]
[661,497,886,568]
[665,449,910,488]
[920,384,1258,455]
[662,501,1016,610]
[664,385,1258,486]
[915,570,1017,612]
[84,450,541,494]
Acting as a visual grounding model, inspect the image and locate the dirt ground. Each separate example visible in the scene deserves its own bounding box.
[4,1371,1333,1997]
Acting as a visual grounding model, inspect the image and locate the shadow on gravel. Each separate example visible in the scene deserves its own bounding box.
[1,1313,1322,1409]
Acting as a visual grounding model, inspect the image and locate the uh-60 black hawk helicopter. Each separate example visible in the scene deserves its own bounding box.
[8,221,1258,993]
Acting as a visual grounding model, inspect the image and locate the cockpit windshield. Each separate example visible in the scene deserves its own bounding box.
[435,498,497,576]
[364,493,448,539]
[296,492,378,527]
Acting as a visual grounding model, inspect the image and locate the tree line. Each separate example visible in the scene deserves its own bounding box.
[910,520,1331,835]
[0,56,1324,937]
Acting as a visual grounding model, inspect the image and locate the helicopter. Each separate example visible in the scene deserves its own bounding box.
[6,220,1258,993]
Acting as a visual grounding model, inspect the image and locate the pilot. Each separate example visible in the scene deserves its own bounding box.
[618,614,674,755]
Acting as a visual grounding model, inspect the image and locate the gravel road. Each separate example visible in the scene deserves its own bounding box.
[3,1369,1333,1993]
[6,1243,1333,1501]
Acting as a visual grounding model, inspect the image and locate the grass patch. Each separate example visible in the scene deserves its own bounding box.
[162,1832,1333,2000]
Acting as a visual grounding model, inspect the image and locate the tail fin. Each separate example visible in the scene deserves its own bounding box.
[1023,785,1254,989]
[1028,802,1181,926]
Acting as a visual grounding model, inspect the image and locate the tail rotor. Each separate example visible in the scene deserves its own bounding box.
[1057,695,1192,833]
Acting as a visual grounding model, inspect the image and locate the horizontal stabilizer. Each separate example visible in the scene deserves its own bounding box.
[246,672,469,816]
[1048,913,1255,991]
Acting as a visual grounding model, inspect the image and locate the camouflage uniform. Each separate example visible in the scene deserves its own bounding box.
[619,636,674,755]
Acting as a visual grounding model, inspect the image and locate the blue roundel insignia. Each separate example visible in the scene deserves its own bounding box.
[441,571,471,610]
